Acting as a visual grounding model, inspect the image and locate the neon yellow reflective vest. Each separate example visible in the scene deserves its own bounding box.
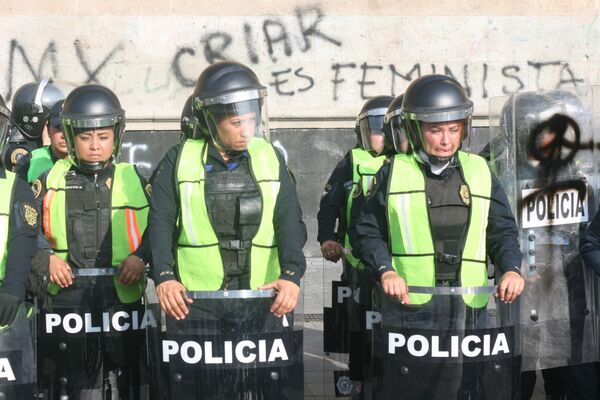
[387,152,492,307]
[344,148,385,269]
[42,160,148,303]
[0,171,17,282]
[176,138,281,290]
[27,146,54,183]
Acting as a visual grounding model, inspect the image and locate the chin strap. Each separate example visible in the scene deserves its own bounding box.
[77,159,110,173]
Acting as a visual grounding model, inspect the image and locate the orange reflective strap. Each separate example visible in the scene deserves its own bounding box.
[42,190,56,248]
[125,208,141,253]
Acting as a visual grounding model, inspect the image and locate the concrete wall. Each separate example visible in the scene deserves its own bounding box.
[2,1,600,129]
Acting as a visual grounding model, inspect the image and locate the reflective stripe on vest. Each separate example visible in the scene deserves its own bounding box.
[344,148,385,269]
[387,152,491,307]
[176,138,281,290]
[27,146,54,183]
[0,171,16,282]
[43,160,148,303]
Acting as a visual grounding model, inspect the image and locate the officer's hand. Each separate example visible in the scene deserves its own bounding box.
[118,255,146,286]
[49,255,74,288]
[497,271,525,303]
[156,280,193,321]
[381,271,411,305]
[321,240,343,262]
[259,279,300,318]
[0,293,21,326]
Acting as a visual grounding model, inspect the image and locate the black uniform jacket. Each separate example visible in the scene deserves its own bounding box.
[317,151,352,245]
[348,157,523,279]
[148,142,307,287]
[1,168,38,300]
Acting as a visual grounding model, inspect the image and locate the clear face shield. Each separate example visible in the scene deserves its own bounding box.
[385,109,409,154]
[195,88,269,151]
[357,107,387,155]
[402,107,473,168]
[62,115,125,170]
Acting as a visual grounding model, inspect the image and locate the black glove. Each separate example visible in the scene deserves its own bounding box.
[0,293,21,326]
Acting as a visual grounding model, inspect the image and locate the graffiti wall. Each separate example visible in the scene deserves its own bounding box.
[2,3,600,125]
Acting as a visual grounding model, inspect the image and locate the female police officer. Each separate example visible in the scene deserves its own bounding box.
[349,74,524,303]
[148,60,306,319]
[348,74,525,399]
[35,84,150,399]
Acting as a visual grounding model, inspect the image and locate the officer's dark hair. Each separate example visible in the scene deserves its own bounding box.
[191,61,266,144]
[180,94,197,140]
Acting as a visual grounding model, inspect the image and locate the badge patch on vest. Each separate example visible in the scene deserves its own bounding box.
[22,203,39,227]
[459,184,471,206]
[10,148,28,165]
[32,179,42,199]
[365,176,377,197]
[353,181,363,198]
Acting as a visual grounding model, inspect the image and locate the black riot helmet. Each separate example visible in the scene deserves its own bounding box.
[355,95,394,156]
[60,84,125,172]
[383,94,407,155]
[180,94,197,140]
[11,78,70,141]
[192,61,269,151]
[0,95,11,158]
[401,74,473,165]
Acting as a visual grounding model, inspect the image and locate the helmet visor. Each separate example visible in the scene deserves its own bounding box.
[62,116,125,165]
[386,109,409,154]
[358,109,386,155]
[196,89,269,150]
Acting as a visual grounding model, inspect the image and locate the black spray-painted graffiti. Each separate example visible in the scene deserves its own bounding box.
[5,39,125,100]
[1,3,588,105]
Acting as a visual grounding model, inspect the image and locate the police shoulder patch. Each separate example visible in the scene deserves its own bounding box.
[32,179,42,199]
[10,148,28,165]
[21,203,39,227]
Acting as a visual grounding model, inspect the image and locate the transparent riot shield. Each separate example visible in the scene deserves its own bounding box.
[37,268,149,399]
[370,285,521,400]
[322,257,352,397]
[490,87,599,371]
[0,303,36,398]
[147,289,303,400]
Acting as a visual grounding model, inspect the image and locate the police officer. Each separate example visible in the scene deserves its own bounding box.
[349,75,524,399]
[349,74,524,304]
[148,60,306,319]
[317,95,393,270]
[0,94,39,397]
[35,84,151,399]
[0,94,38,324]
[16,100,69,183]
[3,79,67,172]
